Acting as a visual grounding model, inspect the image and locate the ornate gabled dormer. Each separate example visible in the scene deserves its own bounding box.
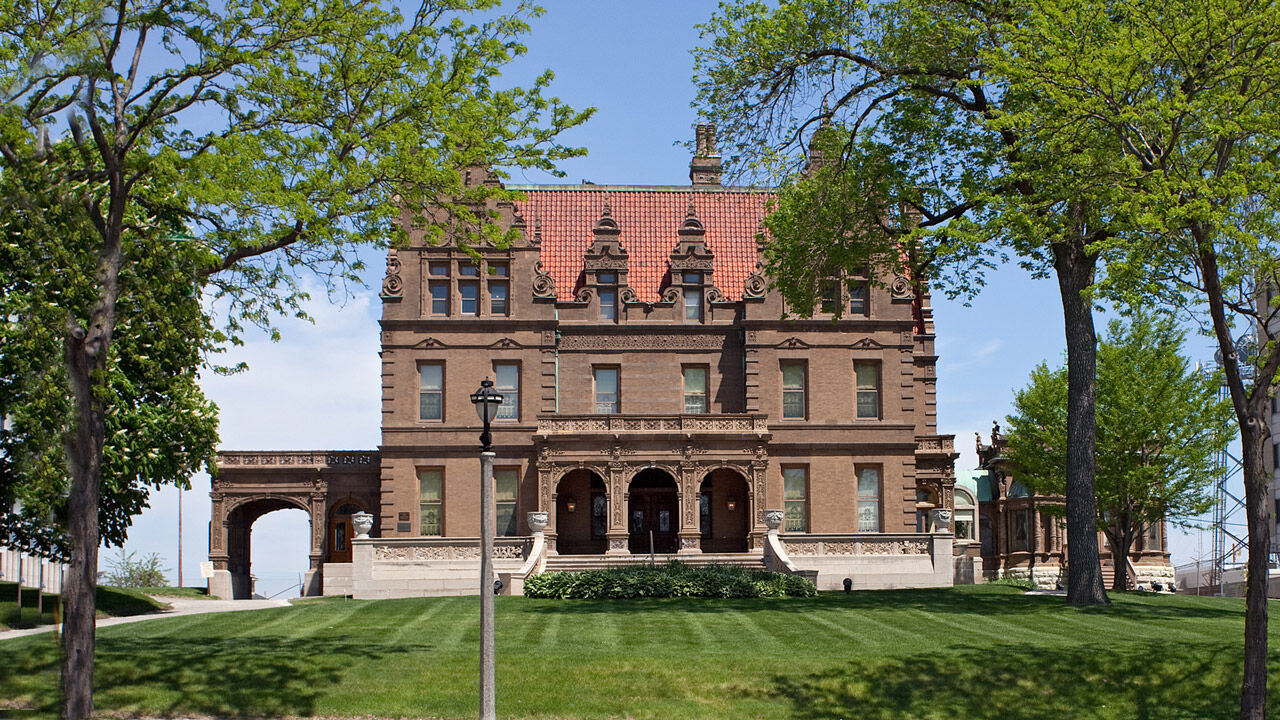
[583,201,629,277]
[669,200,714,273]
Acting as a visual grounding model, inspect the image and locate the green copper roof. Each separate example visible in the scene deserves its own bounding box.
[956,469,995,502]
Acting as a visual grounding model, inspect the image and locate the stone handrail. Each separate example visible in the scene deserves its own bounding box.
[914,435,955,456]
[217,450,379,468]
[779,532,938,557]
[536,414,770,435]
[363,536,533,562]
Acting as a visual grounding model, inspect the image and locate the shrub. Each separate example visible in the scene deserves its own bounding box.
[524,561,817,599]
[103,550,169,588]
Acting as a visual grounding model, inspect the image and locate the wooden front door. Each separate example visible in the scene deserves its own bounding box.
[328,500,364,563]
[628,488,679,554]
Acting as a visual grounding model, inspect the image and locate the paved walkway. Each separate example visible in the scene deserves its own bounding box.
[0,596,292,642]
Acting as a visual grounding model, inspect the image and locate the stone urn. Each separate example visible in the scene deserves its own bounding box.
[763,509,785,532]
[527,511,549,535]
[352,511,374,539]
[930,508,953,533]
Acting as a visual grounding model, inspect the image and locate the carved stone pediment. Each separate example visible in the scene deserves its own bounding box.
[776,336,810,349]
[412,337,446,349]
[850,337,885,350]
[489,337,523,350]
[670,200,715,272]
[584,239,629,271]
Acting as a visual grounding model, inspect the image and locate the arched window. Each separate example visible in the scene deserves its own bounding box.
[953,488,977,541]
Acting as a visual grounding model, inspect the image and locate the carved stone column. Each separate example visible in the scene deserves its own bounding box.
[606,463,629,554]
[304,475,328,596]
[677,462,701,554]
[748,457,769,550]
[537,462,557,553]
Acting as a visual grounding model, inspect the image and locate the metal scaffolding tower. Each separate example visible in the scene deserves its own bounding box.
[1209,342,1253,595]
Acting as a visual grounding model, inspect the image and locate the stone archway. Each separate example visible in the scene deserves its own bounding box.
[628,468,680,553]
[209,451,380,599]
[699,468,750,553]
[555,469,607,555]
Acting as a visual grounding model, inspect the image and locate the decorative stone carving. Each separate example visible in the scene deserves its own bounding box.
[532,261,556,298]
[706,286,725,304]
[619,286,638,304]
[352,512,374,539]
[890,274,913,299]
[763,510,785,531]
[557,334,727,351]
[575,286,594,303]
[930,508,953,532]
[743,264,768,300]
[380,250,403,300]
[680,537,699,550]
[608,537,628,552]
[661,286,681,304]
[527,511,549,535]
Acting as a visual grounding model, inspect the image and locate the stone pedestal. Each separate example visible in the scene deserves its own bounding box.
[208,569,234,600]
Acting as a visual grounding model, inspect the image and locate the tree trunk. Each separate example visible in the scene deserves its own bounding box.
[1109,530,1134,592]
[1052,232,1109,606]
[1238,421,1270,720]
[1196,242,1268,720]
[61,327,104,720]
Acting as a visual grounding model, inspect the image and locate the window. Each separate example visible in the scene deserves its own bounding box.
[855,362,880,419]
[954,488,976,540]
[683,272,702,320]
[418,469,443,535]
[488,263,509,315]
[857,467,880,532]
[781,362,806,419]
[494,363,519,421]
[591,481,607,539]
[459,281,479,316]
[458,263,479,277]
[700,490,712,537]
[1145,522,1160,550]
[683,366,708,413]
[1013,509,1031,551]
[429,281,449,315]
[599,288,617,321]
[848,280,869,316]
[489,281,508,315]
[1273,441,1279,469]
[495,468,518,536]
[783,467,807,532]
[419,364,443,420]
[594,367,619,413]
[820,280,840,314]
[428,262,449,315]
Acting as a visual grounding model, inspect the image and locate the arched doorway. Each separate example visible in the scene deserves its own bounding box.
[225,497,312,600]
[699,469,750,553]
[328,498,367,564]
[556,470,607,555]
[628,469,679,554]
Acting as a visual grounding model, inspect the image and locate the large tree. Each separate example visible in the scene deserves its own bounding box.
[0,1,590,718]
[1006,312,1231,591]
[694,0,1114,604]
[992,2,1280,716]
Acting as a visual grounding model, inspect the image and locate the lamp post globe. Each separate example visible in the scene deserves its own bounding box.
[470,378,503,451]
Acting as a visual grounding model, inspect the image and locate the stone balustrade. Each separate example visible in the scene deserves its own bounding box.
[216,450,379,468]
[535,414,770,436]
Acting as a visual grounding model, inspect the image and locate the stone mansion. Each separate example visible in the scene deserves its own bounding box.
[210,128,980,599]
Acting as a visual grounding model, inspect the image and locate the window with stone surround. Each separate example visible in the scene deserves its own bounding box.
[855,361,880,419]
[683,271,702,321]
[494,362,519,421]
[781,362,807,419]
[488,262,509,315]
[783,466,808,532]
[848,279,869,316]
[683,365,708,413]
[418,363,443,420]
[428,262,449,315]
[954,488,976,541]
[594,366,619,414]
[598,271,617,321]
[495,467,518,536]
[857,467,880,532]
[418,469,443,535]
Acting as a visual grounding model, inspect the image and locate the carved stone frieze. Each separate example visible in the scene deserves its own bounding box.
[780,539,931,556]
[373,543,527,561]
[557,334,726,351]
[380,250,403,300]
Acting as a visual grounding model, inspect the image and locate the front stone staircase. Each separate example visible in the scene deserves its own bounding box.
[544,553,766,573]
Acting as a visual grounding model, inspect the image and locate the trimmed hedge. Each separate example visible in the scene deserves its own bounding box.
[523,561,817,599]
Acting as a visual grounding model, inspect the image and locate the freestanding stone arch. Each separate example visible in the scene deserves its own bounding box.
[210,451,380,599]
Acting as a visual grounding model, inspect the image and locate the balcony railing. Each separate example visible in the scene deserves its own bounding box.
[216,450,379,469]
[535,414,770,436]
[914,435,956,457]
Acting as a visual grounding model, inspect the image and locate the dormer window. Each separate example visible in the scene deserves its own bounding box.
[683,272,702,321]
[598,271,618,321]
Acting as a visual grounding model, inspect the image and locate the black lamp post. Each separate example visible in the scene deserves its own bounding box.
[469,378,502,720]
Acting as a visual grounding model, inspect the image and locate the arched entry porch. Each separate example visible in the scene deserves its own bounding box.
[222,497,314,599]
[555,469,607,555]
[628,468,679,554]
[699,468,750,553]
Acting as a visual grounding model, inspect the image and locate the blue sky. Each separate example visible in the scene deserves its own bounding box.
[114,0,1229,597]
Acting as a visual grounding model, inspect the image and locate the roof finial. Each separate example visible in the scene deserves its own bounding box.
[594,198,620,233]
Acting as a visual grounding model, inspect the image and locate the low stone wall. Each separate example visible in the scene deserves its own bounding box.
[777,533,954,590]
[323,562,353,596]
[352,537,534,599]
[1001,565,1062,589]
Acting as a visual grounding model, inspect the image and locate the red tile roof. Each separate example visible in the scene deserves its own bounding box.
[512,187,773,302]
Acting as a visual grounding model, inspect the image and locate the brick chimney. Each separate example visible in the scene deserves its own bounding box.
[689,123,723,186]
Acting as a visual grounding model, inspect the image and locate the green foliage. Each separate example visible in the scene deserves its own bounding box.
[523,562,817,600]
[988,576,1036,591]
[1006,311,1231,538]
[102,551,169,589]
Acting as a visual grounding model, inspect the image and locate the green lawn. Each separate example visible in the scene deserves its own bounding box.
[0,582,165,630]
[0,585,1277,719]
